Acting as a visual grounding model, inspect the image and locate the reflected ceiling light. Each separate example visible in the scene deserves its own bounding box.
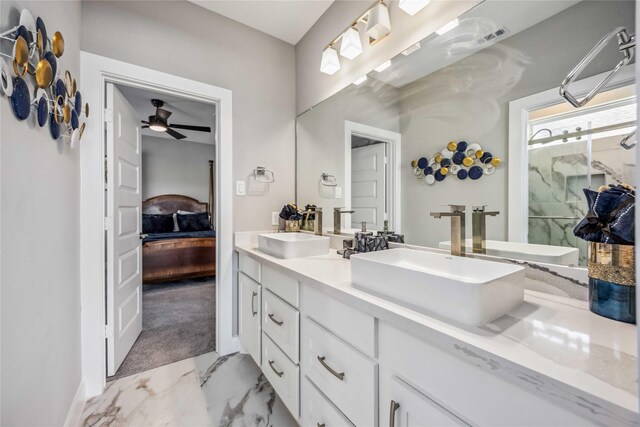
[320,46,340,75]
[436,18,459,36]
[374,60,392,72]
[340,27,363,59]
[398,0,430,16]
[365,1,391,43]
[401,42,421,56]
[353,75,368,85]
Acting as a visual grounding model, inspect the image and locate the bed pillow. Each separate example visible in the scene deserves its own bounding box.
[177,212,211,232]
[142,214,175,234]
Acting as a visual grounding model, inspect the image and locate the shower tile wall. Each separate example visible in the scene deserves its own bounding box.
[528,137,635,266]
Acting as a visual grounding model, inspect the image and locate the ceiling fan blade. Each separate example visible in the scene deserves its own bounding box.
[155,108,172,121]
[141,120,149,124]
[142,125,149,129]
[165,128,187,140]
[168,124,212,133]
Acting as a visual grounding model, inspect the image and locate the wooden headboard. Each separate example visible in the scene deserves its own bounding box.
[142,195,208,214]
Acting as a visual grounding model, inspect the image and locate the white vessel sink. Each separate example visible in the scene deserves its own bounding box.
[439,239,579,265]
[351,248,525,325]
[258,232,330,259]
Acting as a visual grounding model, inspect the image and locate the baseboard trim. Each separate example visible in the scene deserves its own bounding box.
[63,381,86,427]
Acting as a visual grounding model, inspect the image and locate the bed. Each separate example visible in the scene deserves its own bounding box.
[142,194,216,283]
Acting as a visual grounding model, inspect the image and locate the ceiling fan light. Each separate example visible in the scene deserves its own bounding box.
[365,2,391,42]
[398,0,430,16]
[340,27,363,59]
[148,118,167,132]
[320,46,341,75]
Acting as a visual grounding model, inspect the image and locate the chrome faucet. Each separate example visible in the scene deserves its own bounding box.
[333,208,355,235]
[430,205,466,256]
[472,206,499,254]
[300,208,323,236]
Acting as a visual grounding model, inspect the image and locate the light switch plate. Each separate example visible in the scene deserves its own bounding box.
[335,186,342,199]
[271,212,279,226]
[236,180,246,196]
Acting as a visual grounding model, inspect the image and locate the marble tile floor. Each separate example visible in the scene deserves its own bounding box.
[81,351,298,427]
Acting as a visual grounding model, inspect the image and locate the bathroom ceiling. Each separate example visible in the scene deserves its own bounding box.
[117,85,217,145]
[374,0,580,89]
[188,0,334,44]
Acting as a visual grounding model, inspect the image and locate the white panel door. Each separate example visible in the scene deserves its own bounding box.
[351,143,386,230]
[106,83,143,376]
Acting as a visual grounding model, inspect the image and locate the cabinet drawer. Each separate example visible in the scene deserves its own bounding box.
[239,253,261,283]
[302,285,375,358]
[263,289,300,363]
[262,332,300,418]
[239,273,261,366]
[262,265,299,307]
[302,317,377,427]
[302,377,354,427]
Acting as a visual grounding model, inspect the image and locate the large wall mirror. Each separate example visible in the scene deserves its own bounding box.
[296,0,636,268]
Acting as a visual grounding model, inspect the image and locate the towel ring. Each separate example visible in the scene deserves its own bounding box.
[560,27,635,108]
[253,166,275,183]
[321,173,337,187]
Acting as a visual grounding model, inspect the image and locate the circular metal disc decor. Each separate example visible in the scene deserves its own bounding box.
[410,140,502,185]
[10,77,31,120]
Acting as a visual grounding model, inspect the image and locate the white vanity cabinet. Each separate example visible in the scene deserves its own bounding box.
[238,271,261,366]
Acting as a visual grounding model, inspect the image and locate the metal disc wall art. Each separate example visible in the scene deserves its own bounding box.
[0,9,88,148]
[410,140,503,185]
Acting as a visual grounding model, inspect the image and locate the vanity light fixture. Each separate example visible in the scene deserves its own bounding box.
[353,75,368,85]
[436,18,459,36]
[366,1,391,43]
[402,42,421,56]
[320,46,341,75]
[340,27,363,59]
[398,0,430,16]
[374,60,392,72]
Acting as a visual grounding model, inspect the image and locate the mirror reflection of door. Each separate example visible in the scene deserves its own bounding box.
[351,137,387,231]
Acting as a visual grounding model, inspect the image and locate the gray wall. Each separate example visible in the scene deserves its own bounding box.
[142,136,214,203]
[399,0,635,248]
[297,81,400,229]
[81,0,296,231]
[295,0,481,114]
[1,1,82,425]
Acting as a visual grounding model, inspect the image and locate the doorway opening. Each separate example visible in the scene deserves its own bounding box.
[105,83,218,380]
[344,121,402,233]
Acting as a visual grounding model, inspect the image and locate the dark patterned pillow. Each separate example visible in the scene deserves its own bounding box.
[177,212,211,232]
[142,214,175,233]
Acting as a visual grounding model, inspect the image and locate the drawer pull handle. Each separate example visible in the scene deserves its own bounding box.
[268,313,283,326]
[389,400,400,427]
[268,360,284,377]
[251,292,258,317]
[317,356,345,381]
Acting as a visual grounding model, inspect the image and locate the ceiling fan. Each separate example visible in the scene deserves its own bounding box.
[141,99,212,140]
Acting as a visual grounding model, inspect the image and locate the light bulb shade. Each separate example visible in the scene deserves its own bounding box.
[340,27,363,59]
[320,46,340,75]
[365,2,391,41]
[398,0,430,16]
[148,116,167,132]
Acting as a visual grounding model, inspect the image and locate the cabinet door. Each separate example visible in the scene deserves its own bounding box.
[239,272,261,365]
[388,376,468,427]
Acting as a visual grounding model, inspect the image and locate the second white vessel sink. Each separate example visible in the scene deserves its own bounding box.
[351,248,525,325]
[258,232,330,259]
[438,239,579,265]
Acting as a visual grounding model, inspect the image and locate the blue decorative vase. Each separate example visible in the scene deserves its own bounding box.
[588,243,635,324]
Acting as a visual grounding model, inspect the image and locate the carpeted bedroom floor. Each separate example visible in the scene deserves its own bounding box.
[108,278,216,381]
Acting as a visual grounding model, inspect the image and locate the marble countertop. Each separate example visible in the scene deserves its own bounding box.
[235,242,638,424]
